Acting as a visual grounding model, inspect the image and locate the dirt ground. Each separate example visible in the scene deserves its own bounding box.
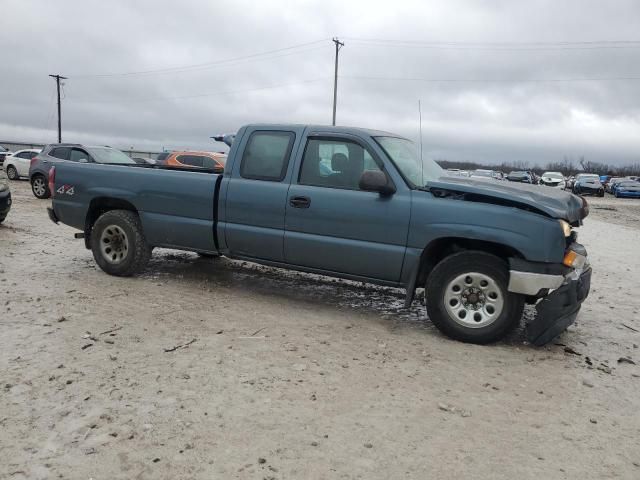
[1,180,639,480]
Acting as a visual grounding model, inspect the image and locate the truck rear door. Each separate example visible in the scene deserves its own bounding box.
[221,127,304,262]
[283,132,411,282]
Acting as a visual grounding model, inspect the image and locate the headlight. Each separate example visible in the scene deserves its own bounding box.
[558,219,572,237]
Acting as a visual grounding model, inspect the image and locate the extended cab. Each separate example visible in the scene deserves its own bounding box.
[48,124,591,346]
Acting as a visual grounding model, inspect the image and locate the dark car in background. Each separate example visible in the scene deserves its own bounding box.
[572,174,604,197]
[29,144,136,199]
[506,171,533,183]
[0,168,11,223]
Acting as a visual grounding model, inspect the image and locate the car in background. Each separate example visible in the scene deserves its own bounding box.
[155,151,172,163]
[564,176,575,190]
[573,173,604,197]
[0,145,12,166]
[606,177,627,193]
[491,171,505,181]
[470,169,497,180]
[29,144,136,199]
[613,180,640,198]
[539,171,566,189]
[158,151,226,170]
[506,171,533,183]
[3,149,41,180]
[0,168,11,224]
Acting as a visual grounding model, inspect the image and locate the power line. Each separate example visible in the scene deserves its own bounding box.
[66,77,329,104]
[340,74,640,83]
[71,39,328,78]
[344,37,640,50]
[49,74,67,142]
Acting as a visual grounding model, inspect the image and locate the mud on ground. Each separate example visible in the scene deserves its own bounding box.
[1,181,639,479]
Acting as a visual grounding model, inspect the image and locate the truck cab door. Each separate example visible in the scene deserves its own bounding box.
[284,133,411,282]
[221,127,303,262]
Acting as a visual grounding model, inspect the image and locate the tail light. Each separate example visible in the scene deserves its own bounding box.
[30,157,38,169]
[48,166,56,197]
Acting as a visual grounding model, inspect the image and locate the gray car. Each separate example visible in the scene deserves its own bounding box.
[29,144,135,198]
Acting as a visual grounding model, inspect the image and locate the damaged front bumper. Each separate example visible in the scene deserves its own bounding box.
[508,243,591,346]
[527,266,591,346]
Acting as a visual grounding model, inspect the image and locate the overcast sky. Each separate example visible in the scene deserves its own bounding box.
[2,0,640,165]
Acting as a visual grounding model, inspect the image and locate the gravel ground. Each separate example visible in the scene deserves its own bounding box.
[1,180,639,480]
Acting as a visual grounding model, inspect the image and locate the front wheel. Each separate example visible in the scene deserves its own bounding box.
[90,210,151,276]
[6,165,18,180]
[425,251,524,344]
[31,175,50,199]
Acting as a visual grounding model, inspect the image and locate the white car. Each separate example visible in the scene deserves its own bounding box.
[3,149,41,180]
[539,171,566,189]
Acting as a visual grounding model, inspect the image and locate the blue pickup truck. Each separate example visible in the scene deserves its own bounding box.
[48,124,591,346]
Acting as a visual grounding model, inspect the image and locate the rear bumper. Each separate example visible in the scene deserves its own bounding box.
[0,190,11,217]
[527,266,591,346]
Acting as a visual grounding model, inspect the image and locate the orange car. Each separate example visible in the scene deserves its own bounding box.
[160,151,226,170]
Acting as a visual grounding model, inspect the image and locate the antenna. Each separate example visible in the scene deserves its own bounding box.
[418,99,424,185]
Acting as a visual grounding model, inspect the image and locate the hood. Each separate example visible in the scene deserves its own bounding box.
[541,175,564,183]
[427,176,587,224]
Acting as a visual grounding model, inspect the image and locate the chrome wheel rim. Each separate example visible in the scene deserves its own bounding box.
[7,167,17,179]
[33,178,46,196]
[443,272,504,328]
[100,225,129,265]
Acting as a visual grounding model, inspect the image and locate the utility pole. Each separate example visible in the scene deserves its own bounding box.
[49,74,67,142]
[332,37,344,126]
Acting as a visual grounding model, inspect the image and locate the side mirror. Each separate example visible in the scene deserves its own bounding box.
[359,170,396,196]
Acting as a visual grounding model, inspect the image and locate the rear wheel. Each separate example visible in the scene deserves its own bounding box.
[425,251,524,344]
[6,165,18,180]
[90,210,151,276]
[31,174,50,199]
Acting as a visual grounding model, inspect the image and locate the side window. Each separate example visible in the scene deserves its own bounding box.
[202,157,218,169]
[240,131,295,181]
[176,155,204,167]
[69,148,89,162]
[17,152,32,159]
[299,138,383,190]
[50,147,71,160]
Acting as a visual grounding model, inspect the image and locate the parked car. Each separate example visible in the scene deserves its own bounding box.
[29,144,136,199]
[565,176,575,191]
[613,180,640,198]
[48,123,591,347]
[506,171,532,183]
[539,172,566,189]
[491,171,505,181]
[470,169,497,180]
[3,149,41,180]
[0,146,13,167]
[0,168,11,223]
[157,151,226,170]
[605,177,625,193]
[573,174,604,197]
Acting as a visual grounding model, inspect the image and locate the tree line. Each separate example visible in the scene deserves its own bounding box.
[436,156,640,177]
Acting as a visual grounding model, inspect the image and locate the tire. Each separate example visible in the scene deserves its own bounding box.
[0,215,5,224]
[90,210,151,276]
[31,174,50,199]
[6,165,18,180]
[598,190,604,197]
[614,191,619,198]
[425,251,524,344]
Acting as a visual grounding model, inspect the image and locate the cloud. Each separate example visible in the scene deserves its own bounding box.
[1,0,639,165]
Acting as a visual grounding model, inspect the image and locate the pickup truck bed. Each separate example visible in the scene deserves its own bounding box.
[49,123,591,346]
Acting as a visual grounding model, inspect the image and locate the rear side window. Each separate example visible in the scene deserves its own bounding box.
[176,155,205,167]
[69,148,90,162]
[240,131,295,181]
[49,147,71,160]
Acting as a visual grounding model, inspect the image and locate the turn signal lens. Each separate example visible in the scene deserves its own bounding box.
[563,249,586,269]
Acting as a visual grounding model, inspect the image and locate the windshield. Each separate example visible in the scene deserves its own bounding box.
[543,172,563,179]
[87,147,136,164]
[374,136,443,187]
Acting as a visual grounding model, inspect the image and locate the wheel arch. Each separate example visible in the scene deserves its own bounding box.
[84,197,139,249]
[404,236,525,307]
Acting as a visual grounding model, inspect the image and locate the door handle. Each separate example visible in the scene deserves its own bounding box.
[289,196,311,208]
